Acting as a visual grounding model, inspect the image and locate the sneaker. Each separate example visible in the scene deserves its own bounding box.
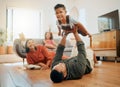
[94,61,102,67]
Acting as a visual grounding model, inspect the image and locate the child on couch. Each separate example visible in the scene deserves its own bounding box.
[43,32,57,51]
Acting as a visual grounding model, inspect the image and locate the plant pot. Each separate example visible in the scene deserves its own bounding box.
[0,46,5,55]
[7,46,13,54]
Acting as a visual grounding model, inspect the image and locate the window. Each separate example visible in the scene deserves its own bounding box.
[7,8,42,42]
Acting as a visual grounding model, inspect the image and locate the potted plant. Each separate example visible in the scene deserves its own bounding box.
[0,29,6,54]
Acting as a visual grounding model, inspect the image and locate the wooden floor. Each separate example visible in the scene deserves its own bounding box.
[0,61,120,87]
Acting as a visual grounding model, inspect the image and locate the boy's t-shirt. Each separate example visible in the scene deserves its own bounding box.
[56,15,78,30]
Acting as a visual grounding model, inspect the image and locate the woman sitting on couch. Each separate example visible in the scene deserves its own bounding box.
[25,39,68,70]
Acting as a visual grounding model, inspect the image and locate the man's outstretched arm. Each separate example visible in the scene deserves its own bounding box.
[51,32,69,69]
[60,30,72,46]
[72,28,82,42]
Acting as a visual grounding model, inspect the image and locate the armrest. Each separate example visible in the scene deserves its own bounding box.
[15,44,26,58]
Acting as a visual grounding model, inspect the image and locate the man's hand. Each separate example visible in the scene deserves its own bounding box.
[62,30,71,36]
[71,26,78,34]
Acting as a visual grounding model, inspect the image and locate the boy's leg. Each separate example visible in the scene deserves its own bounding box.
[78,29,87,36]
[75,23,89,36]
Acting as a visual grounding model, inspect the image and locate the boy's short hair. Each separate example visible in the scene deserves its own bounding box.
[54,4,66,10]
[50,69,64,83]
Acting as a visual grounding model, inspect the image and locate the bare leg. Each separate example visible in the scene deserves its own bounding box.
[93,53,98,63]
[94,53,102,67]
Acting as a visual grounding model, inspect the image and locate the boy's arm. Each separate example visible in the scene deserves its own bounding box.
[57,26,61,36]
[59,33,67,46]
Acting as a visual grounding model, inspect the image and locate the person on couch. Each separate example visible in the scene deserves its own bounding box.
[43,32,57,51]
[25,39,68,70]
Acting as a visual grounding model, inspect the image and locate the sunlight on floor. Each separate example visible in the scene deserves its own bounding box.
[3,61,27,66]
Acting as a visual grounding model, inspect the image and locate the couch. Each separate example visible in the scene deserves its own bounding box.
[13,38,73,64]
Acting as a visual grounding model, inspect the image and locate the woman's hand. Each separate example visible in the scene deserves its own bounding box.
[41,64,49,70]
[38,62,49,70]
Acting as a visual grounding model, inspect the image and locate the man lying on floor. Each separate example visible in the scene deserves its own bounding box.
[50,28,92,83]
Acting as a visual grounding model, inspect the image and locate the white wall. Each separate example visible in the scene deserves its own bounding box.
[65,0,120,46]
[67,0,120,34]
[0,0,6,30]
[0,0,120,36]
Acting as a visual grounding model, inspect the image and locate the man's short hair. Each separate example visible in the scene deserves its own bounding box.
[50,69,64,83]
[54,4,66,10]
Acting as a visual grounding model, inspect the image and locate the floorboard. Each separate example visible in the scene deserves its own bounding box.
[0,61,120,87]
